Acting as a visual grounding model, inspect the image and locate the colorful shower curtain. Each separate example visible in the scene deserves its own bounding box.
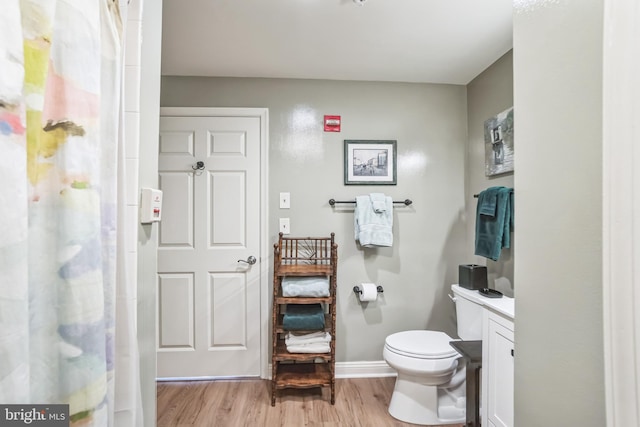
[0,1,142,425]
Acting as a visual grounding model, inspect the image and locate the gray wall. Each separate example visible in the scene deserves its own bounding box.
[465,51,514,296]
[161,77,468,360]
[513,1,605,426]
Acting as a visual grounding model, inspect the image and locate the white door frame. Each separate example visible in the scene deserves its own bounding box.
[159,107,270,379]
[602,0,640,425]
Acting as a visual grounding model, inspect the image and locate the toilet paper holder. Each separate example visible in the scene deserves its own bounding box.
[353,285,384,295]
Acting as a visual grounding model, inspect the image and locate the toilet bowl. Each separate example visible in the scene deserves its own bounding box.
[383,285,485,425]
[383,330,466,425]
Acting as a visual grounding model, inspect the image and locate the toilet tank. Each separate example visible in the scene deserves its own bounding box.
[451,285,484,340]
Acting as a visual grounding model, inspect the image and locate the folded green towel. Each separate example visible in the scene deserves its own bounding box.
[474,187,513,261]
[283,304,325,331]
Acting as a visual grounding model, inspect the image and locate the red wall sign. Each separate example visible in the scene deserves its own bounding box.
[324,115,341,132]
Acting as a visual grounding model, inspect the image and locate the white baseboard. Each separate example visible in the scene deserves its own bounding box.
[264,360,395,380]
[335,360,396,378]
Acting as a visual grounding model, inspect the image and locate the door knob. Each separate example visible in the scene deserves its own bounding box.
[237,256,257,265]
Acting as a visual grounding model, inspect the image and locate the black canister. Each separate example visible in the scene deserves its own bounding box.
[458,264,488,290]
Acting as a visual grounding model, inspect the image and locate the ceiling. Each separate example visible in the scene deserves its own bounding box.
[161,0,513,85]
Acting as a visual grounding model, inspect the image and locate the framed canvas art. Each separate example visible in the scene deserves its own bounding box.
[484,107,514,176]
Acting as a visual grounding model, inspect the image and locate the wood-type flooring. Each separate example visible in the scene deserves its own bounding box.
[157,377,464,427]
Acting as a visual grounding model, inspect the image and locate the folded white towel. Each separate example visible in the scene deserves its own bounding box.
[370,193,387,213]
[285,331,331,346]
[281,277,330,297]
[286,343,331,354]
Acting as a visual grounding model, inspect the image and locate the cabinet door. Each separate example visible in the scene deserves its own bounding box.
[487,318,514,427]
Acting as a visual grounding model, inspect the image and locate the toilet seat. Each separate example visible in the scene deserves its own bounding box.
[385,330,459,359]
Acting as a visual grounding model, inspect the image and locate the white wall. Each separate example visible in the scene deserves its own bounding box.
[513,1,605,425]
[123,0,142,294]
[135,0,163,426]
[602,1,640,424]
[122,0,149,424]
[161,77,469,361]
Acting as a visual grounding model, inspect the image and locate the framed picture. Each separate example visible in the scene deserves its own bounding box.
[344,140,397,185]
[484,107,514,176]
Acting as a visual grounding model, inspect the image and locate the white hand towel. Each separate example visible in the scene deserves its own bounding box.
[286,343,331,353]
[285,331,331,346]
[370,193,387,213]
[355,195,393,247]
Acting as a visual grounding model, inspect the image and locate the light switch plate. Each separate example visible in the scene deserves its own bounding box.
[279,192,290,209]
[279,218,290,234]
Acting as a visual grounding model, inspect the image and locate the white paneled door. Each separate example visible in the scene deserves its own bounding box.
[157,111,265,378]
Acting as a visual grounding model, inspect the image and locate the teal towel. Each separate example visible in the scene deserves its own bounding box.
[478,187,500,217]
[474,187,513,261]
[283,304,325,331]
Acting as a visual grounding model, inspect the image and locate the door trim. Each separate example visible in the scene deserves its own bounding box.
[159,107,269,379]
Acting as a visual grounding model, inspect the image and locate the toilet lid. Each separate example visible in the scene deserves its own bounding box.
[385,330,459,359]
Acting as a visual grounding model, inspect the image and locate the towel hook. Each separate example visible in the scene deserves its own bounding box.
[191,161,205,175]
[192,161,205,171]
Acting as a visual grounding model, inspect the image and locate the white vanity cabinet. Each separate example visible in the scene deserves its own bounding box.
[482,308,514,427]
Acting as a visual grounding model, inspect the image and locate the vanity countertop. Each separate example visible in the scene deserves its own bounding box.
[451,284,515,321]
[482,294,514,320]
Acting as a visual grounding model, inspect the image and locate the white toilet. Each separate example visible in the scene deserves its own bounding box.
[382,284,484,425]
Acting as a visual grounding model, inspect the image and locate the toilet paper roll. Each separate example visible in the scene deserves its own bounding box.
[359,283,378,302]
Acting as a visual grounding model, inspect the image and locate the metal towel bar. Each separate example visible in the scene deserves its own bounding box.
[329,198,412,206]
